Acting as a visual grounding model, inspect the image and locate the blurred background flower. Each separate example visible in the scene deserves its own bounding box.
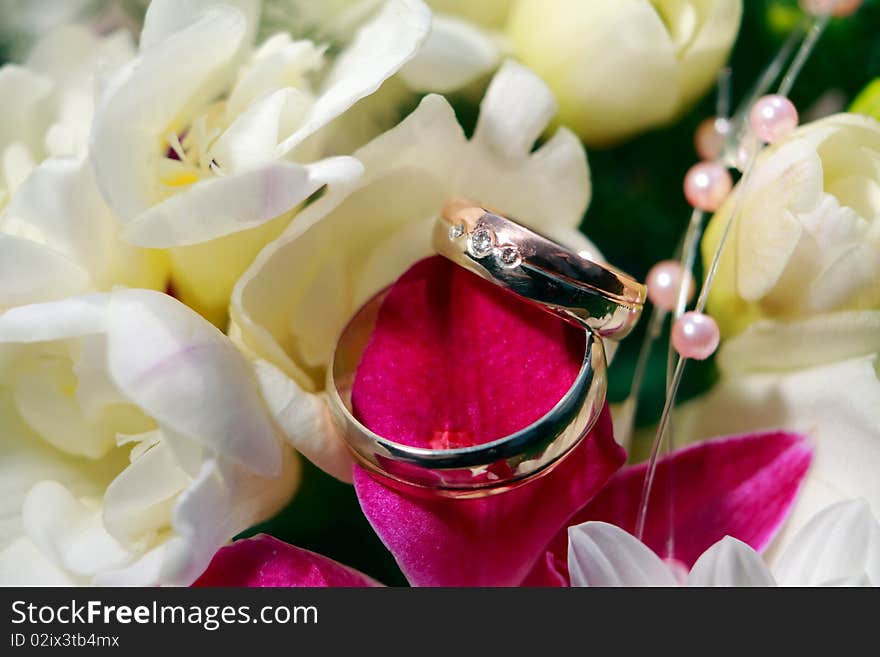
[508,0,744,146]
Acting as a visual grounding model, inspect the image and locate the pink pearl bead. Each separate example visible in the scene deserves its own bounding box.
[800,0,862,17]
[672,312,720,361]
[683,161,732,212]
[646,260,695,312]
[750,95,798,144]
[694,117,730,161]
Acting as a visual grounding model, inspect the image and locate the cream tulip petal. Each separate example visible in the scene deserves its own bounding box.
[140,0,259,51]
[673,0,743,108]
[773,499,880,587]
[103,438,191,548]
[0,235,90,308]
[471,60,555,162]
[687,536,776,587]
[0,537,78,585]
[22,481,131,577]
[508,0,680,145]
[121,163,316,247]
[91,7,248,221]
[253,359,355,482]
[568,521,678,587]
[0,294,108,343]
[0,388,128,551]
[275,0,431,156]
[735,141,825,301]
[105,289,282,477]
[399,14,500,93]
[718,311,880,374]
[462,126,590,232]
[675,354,880,561]
[806,242,880,313]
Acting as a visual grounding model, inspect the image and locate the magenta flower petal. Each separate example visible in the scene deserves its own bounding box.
[350,255,624,586]
[529,430,813,583]
[193,535,381,587]
[351,256,586,448]
[354,408,623,586]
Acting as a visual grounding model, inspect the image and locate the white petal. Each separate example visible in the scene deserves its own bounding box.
[400,14,500,92]
[687,536,776,587]
[275,0,431,156]
[105,289,282,477]
[0,387,127,551]
[734,139,825,301]
[121,160,354,247]
[103,436,191,548]
[140,0,259,51]
[226,34,324,118]
[773,499,880,587]
[0,294,108,343]
[717,311,880,374]
[12,353,117,459]
[568,521,678,587]
[254,359,355,482]
[21,481,131,577]
[0,235,90,308]
[91,6,248,221]
[471,59,555,162]
[0,64,52,157]
[4,157,169,291]
[0,537,78,586]
[162,453,299,585]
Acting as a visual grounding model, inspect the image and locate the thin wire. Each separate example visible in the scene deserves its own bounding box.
[617,306,665,450]
[632,8,833,545]
[778,15,831,97]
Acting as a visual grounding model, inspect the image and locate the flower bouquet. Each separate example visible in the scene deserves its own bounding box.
[0,0,878,591]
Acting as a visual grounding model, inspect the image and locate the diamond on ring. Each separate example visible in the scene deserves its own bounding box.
[468,227,495,258]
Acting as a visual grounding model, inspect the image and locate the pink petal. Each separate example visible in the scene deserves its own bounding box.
[351,256,586,448]
[355,407,624,586]
[193,535,381,587]
[351,255,624,586]
[528,430,813,584]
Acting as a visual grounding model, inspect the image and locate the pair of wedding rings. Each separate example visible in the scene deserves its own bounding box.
[328,200,646,498]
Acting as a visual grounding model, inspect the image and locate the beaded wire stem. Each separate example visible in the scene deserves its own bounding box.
[625,2,857,544]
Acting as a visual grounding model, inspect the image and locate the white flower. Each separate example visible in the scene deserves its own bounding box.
[680,114,880,557]
[229,60,595,481]
[569,500,880,587]
[89,0,430,323]
[0,26,167,309]
[0,24,135,208]
[506,0,743,146]
[704,113,880,338]
[0,289,298,586]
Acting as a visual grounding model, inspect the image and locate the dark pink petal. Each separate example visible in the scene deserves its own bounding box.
[355,408,624,586]
[351,255,624,586]
[528,430,813,584]
[351,256,586,448]
[193,534,381,587]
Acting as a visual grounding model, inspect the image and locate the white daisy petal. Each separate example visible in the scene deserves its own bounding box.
[568,521,678,587]
[687,537,776,587]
